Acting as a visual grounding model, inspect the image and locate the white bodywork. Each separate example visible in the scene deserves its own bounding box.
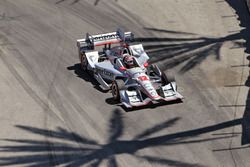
[76,29,183,108]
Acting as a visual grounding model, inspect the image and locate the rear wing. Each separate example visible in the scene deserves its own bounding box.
[77,29,134,50]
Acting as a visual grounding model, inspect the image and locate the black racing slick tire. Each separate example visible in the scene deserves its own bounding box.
[161,70,175,85]
[80,53,88,71]
[111,79,125,101]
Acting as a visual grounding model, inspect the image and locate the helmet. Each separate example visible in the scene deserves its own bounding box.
[123,55,134,67]
[121,43,128,48]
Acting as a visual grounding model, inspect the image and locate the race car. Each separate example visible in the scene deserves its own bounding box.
[76,28,183,108]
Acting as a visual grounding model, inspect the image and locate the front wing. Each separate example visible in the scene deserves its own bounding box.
[119,83,183,108]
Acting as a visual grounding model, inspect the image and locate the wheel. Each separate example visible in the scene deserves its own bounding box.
[80,53,88,71]
[150,64,161,76]
[161,70,175,85]
[111,79,125,101]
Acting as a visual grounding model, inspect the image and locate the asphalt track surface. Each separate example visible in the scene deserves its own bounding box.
[0,0,250,167]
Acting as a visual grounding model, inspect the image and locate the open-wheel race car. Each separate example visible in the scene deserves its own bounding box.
[76,28,183,108]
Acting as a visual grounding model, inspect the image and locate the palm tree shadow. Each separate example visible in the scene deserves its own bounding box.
[136,1,250,73]
[242,72,250,145]
[134,0,250,145]
[136,28,243,73]
[0,109,242,166]
[222,0,250,145]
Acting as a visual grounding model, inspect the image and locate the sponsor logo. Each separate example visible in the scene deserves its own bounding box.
[143,83,152,89]
[150,91,157,97]
[93,34,119,41]
[143,82,158,98]
[96,68,114,77]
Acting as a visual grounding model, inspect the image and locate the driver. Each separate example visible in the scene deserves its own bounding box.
[123,54,135,68]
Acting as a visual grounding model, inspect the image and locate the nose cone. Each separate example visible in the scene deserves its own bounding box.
[135,73,161,100]
[153,95,161,100]
[139,80,160,100]
[149,91,161,100]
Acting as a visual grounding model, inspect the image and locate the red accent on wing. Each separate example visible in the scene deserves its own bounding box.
[95,39,121,46]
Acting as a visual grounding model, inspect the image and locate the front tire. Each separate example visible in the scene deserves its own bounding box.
[161,70,175,85]
[111,79,125,101]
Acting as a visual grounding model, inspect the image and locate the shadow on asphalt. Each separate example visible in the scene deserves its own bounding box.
[55,0,118,5]
[105,98,183,112]
[224,0,250,145]
[66,0,250,144]
[67,64,109,93]
[135,28,244,73]
[0,109,242,167]
[132,2,249,74]
[130,0,250,145]
[120,99,183,112]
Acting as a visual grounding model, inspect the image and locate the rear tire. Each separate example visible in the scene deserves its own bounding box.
[111,79,125,101]
[80,53,88,71]
[150,64,161,76]
[162,70,175,85]
[81,53,93,75]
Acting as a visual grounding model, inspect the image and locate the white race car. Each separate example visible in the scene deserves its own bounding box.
[77,28,183,108]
